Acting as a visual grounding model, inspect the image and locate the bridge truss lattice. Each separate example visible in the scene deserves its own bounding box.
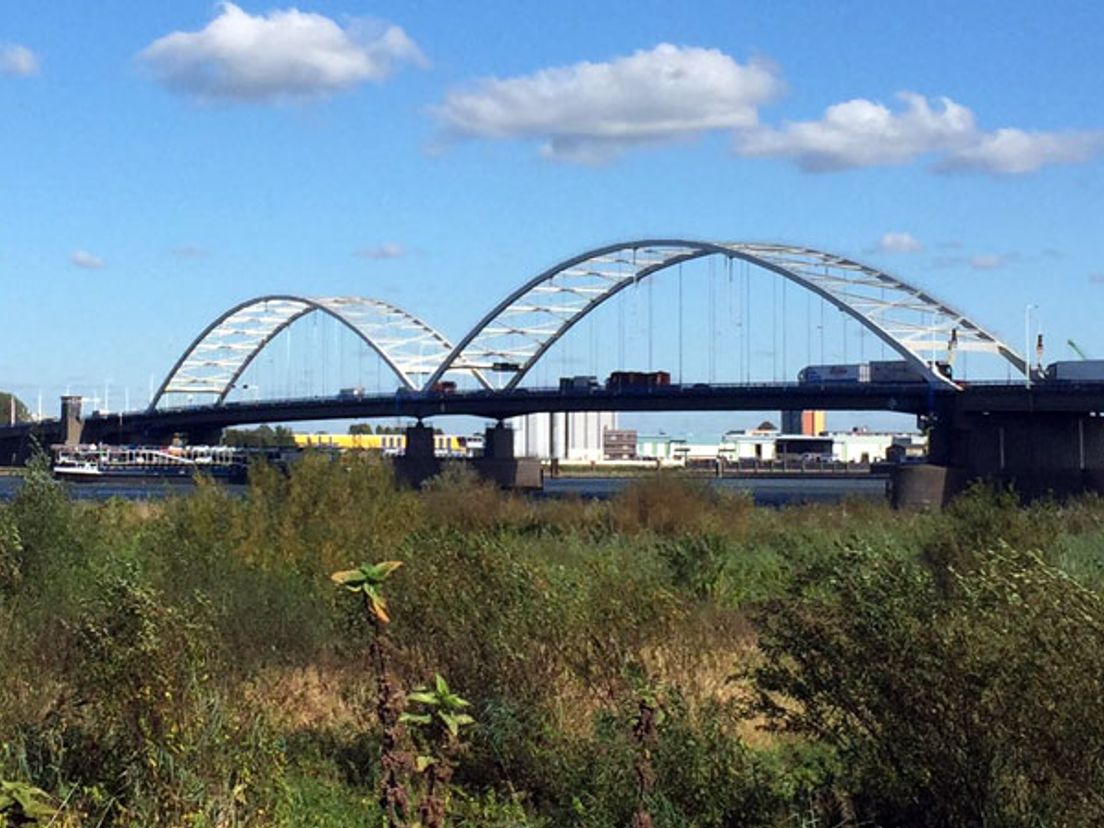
[424,240,1026,391]
[151,295,488,410]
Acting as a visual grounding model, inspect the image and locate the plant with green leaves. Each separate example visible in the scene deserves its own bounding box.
[332,560,411,828]
[0,781,55,826]
[0,509,22,594]
[331,560,403,625]
[400,674,476,828]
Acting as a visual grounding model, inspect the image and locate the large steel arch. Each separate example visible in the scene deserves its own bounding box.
[425,240,1026,391]
[152,295,488,409]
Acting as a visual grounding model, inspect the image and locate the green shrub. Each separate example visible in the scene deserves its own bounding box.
[5,453,1104,825]
[752,542,1104,827]
[920,483,1063,591]
[9,453,78,585]
[0,508,22,594]
[420,464,529,533]
[656,534,728,600]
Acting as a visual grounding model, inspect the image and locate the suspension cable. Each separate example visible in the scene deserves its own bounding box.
[678,262,684,383]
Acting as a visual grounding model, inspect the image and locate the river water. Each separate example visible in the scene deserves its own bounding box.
[0,474,886,506]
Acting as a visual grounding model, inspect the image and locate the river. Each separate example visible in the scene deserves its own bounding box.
[0,474,886,506]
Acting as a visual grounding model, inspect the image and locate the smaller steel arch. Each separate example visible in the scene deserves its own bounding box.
[151,295,487,410]
[423,239,1026,391]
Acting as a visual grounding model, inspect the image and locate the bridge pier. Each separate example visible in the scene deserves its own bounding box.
[61,395,84,446]
[953,411,1104,499]
[896,409,1104,507]
[890,464,968,509]
[392,424,442,488]
[392,422,541,490]
[472,423,542,489]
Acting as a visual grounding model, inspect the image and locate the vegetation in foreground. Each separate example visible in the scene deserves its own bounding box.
[0,392,30,424]
[1,454,1103,826]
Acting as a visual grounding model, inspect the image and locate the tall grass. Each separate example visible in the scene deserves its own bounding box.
[0,456,1102,825]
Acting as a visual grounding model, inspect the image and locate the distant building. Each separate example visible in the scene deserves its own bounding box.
[603,429,637,460]
[720,430,779,461]
[636,434,688,463]
[781,409,826,436]
[775,435,835,460]
[509,411,617,461]
[831,430,898,463]
[640,426,916,466]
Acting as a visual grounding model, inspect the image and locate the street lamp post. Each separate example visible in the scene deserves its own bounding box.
[1024,304,1037,389]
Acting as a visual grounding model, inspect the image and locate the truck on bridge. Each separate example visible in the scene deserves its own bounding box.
[606,370,671,390]
[798,360,952,384]
[1044,360,1104,381]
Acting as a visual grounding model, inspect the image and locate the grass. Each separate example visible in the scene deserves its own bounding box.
[0,456,1102,825]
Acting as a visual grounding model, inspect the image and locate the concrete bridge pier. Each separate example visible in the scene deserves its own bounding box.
[894,409,1104,507]
[61,395,84,446]
[890,403,965,509]
[955,411,1104,499]
[393,421,541,490]
[392,423,442,488]
[473,423,542,489]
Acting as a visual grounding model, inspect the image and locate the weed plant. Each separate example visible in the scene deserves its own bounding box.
[0,455,1102,825]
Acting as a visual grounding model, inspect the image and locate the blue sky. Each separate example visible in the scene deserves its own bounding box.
[2,1,1103,431]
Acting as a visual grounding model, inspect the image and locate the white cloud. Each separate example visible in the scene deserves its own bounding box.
[433,44,784,163]
[931,250,1031,271]
[968,254,1007,270]
[356,243,405,260]
[138,3,426,103]
[732,92,977,171]
[940,128,1104,174]
[432,46,1102,173]
[732,91,1104,174]
[1,43,38,76]
[71,250,105,269]
[878,231,923,253]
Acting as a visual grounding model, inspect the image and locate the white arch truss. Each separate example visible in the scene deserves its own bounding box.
[152,295,488,409]
[425,240,1025,391]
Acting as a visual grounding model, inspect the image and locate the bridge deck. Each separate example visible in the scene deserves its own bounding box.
[3,381,1103,455]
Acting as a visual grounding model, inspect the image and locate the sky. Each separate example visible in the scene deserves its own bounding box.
[2,1,1103,433]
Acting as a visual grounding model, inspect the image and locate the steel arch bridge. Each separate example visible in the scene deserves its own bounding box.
[425,239,1026,391]
[151,295,490,410]
[152,240,1027,410]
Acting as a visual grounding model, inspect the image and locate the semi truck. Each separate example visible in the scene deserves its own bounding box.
[1044,360,1104,381]
[798,360,951,384]
[606,370,671,389]
[559,375,599,391]
[798,364,871,384]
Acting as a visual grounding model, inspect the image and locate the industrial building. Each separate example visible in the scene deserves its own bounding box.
[638,428,917,466]
[781,409,826,436]
[507,411,618,462]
